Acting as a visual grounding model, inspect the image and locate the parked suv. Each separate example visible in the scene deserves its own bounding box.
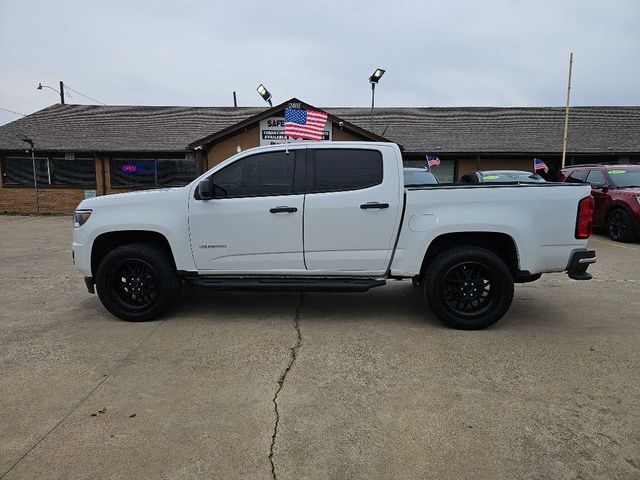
[560,165,640,242]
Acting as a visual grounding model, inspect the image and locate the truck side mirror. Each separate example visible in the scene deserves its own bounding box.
[198,178,213,200]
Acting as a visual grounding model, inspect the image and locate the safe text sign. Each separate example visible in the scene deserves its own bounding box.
[259,117,332,146]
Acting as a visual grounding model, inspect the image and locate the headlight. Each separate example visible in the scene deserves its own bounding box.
[74,209,92,228]
[636,196,640,206]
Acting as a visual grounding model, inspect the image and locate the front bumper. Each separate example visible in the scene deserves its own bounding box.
[566,248,597,280]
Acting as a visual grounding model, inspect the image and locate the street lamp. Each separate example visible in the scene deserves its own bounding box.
[37,81,65,104]
[19,135,40,215]
[257,84,273,107]
[369,68,385,132]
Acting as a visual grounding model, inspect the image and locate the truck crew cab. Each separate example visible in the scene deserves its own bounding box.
[73,142,596,329]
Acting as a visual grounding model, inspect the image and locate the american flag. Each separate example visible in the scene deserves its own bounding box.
[284,108,328,141]
[534,157,549,173]
[426,155,441,168]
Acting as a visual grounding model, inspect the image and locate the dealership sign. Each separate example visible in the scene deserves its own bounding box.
[259,116,332,146]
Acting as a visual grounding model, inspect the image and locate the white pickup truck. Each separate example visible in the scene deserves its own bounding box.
[72,142,596,329]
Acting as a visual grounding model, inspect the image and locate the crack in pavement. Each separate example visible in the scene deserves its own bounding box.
[269,292,304,480]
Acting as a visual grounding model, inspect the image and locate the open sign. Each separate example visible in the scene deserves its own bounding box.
[121,164,137,173]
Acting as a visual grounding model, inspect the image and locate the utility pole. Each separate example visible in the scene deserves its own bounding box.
[233,91,238,107]
[370,82,376,132]
[59,81,65,104]
[561,53,573,169]
[368,69,385,133]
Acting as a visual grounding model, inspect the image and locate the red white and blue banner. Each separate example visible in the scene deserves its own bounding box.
[534,157,549,173]
[284,108,329,141]
[426,155,441,169]
[259,113,332,146]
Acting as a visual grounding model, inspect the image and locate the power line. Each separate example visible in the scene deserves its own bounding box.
[63,84,74,101]
[0,106,26,117]
[64,85,107,106]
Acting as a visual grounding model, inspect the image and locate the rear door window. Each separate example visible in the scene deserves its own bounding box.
[566,170,588,183]
[311,149,383,193]
[586,170,606,187]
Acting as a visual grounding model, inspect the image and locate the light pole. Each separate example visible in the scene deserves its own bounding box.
[369,68,385,132]
[19,136,40,215]
[37,81,65,104]
[257,84,273,107]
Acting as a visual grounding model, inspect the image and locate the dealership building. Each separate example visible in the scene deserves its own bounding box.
[0,98,639,214]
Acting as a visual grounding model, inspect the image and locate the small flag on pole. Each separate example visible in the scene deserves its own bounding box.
[534,158,549,173]
[284,107,328,141]
[426,155,441,169]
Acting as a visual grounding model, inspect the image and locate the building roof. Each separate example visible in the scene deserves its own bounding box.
[0,104,264,153]
[187,98,390,148]
[1,103,639,154]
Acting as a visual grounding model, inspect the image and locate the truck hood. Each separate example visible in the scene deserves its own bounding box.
[76,187,188,209]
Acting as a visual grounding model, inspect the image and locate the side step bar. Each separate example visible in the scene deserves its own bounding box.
[185,276,386,293]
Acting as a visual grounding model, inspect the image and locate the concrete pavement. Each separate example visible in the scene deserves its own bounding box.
[1,215,639,479]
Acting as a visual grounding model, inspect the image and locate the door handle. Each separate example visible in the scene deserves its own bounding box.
[270,206,298,213]
[360,202,389,209]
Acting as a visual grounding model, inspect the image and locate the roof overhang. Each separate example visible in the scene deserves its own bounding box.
[187,97,394,149]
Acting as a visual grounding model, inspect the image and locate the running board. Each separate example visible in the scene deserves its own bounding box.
[186,276,386,292]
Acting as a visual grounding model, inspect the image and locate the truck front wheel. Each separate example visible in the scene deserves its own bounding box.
[95,243,180,321]
[423,246,514,330]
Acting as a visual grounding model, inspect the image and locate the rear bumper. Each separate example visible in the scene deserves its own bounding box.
[566,248,596,280]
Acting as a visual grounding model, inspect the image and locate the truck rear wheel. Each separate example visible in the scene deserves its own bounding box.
[96,243,179,321]
[423,246,514,330]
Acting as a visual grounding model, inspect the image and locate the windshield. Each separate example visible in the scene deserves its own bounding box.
[481,172,545,183]
[608,168,640,188]
[404,169,439,186]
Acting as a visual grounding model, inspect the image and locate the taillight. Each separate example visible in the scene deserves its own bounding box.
[575,196,594,239]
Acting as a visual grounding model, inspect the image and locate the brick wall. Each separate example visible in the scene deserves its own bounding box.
[0,157,105,215]
[206,127,260,169]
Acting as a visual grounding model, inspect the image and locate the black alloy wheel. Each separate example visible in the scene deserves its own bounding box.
[607,209,634,242]
[440,261,498,318]
[423,246,514,330]
[96,243,180,321]
[109,258,159,312]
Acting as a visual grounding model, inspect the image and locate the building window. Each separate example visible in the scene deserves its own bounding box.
[1,156,96,187]
[111,158,198,187]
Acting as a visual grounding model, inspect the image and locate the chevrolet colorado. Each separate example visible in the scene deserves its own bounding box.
[72,142,596,329]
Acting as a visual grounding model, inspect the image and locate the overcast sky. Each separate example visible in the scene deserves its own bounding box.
[1,0,639,125]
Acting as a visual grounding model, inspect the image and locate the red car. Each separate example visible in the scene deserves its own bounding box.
[559,165,640,242]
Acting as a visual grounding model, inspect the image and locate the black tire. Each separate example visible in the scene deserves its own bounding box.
[423,246,514,330]
[606,208,635,242]
[96,243,180,321]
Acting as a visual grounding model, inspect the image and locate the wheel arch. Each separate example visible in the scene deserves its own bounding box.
[605,202,636,221]
[419,232,520,279]
[91,230,176,277]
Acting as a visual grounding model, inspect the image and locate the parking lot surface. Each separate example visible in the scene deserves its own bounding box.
[1,215,639,480]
